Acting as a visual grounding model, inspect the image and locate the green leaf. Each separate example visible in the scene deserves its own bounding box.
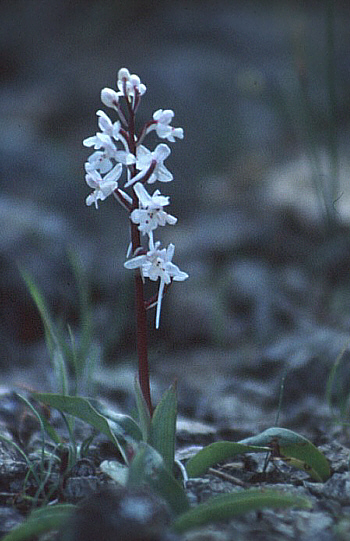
[127,442,189,516]
[67,249,92,379]
[134,375,151,442]
[33,393,142,463]
[150,381,177,472]
[172,489,312,534]
[186,441,270,478]
[2,504,75,541]
[326,342,350,418]
[239,427,331,482]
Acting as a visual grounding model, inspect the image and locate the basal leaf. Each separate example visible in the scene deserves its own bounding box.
[127,442,189,516]
[33,393,142,463]
[186,441,270,478]
[2,504,75,541]
[150,381,177,472]
[172,489,312,534]
[239,427,331,482]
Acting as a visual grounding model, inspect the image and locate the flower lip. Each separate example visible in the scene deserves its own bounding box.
[146,109,184,142]
[85,163,122,208]
[130,182,177,236]
[125,144,173,187]
[124,240,188,328]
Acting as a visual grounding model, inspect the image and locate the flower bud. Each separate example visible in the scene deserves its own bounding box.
[118,68,130,81]
[101,88,119,110]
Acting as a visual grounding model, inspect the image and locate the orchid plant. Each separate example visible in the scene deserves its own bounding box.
[83,68,188,415]
[5,67,333,541]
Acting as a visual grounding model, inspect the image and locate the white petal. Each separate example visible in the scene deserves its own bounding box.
[104,163,123,182]
[151,192,170,207]
[165,213,177,225]
[112,121,121,139]
[155,164,173,182]
[173,270,189,281]
[156,125,173,139]
[130,209,144,224]
[152,109,163,121]
[154,143,171,161]
[86,193,98,207]
[158,110,174,124]
[83,136,97,147]
[99,180,117,197]
[97,110,114,134]
[124,254,147,269]
[136,145,152,167]
[133,182,153,206]
[85,169,102,189]
[166,243,175,262]
[124,168,149,188]
[172,127,184,139]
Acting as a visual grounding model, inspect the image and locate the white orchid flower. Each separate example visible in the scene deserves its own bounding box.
[147,109,184,142]
[130,182,177,235]
[124,240,188,328]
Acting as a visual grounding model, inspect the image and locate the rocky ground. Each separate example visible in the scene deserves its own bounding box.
[1,198,350,540]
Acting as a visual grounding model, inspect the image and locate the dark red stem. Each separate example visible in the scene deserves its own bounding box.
[126,90,153,416]
[134,264,153,416]
[131,221,153,416]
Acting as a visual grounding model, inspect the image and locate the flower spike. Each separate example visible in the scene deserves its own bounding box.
[83,66,188,330]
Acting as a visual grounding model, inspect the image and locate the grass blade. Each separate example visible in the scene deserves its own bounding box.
[67,249,93,382]
[21,270,69,394]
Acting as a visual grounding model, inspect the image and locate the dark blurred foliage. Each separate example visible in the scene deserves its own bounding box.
[1,0,350,374]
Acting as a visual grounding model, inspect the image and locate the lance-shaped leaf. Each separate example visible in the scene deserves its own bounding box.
[239,427,331,482]
[172,489,312,534]
[186,441,270,478]
[33,393,142,464]
[2,504,75,541]
[150,381,177,472]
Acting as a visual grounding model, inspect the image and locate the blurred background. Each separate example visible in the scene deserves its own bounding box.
[2,0,350,405]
